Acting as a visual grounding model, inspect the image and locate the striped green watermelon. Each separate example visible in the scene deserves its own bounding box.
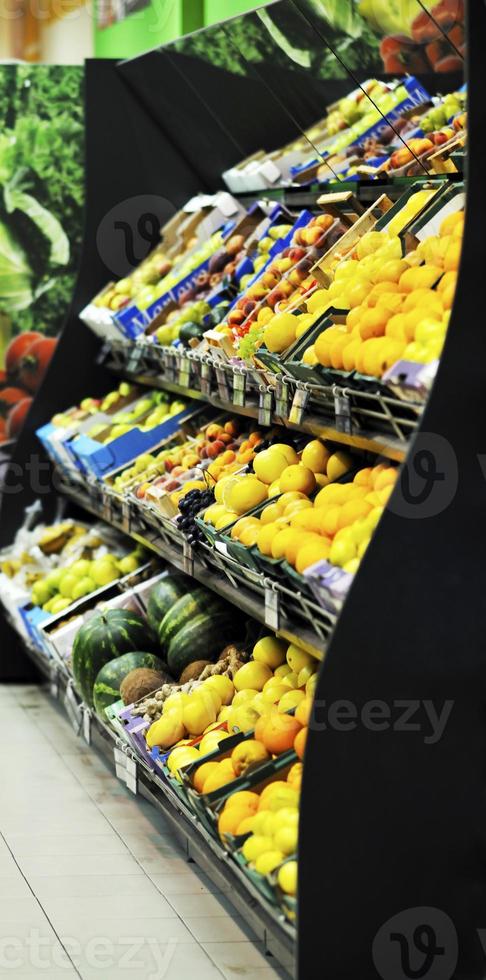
[72,609,156,707]
[158,588,226,651]
[167,610,234,677]
[146,574,190,633]
[93,652,167,717]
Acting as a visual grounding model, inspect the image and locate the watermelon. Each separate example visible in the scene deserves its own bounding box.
[93,652,167,717]
[146,574,190,633]
[158,588,226,651]
[167,610,234,677]
[72,609,156,707]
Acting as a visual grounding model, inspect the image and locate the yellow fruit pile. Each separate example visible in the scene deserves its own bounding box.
[235,458,397,575]
[302,211,463,376]
[217,767,301,881]
[203,438,340,533]
[224,636,318,736]
[146,673,235,756]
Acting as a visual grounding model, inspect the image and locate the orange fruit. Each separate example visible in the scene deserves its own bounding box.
[336,499,372,530]
[295,697,312,727]
[203,763,237,795]
[398,265,442,292]
[294,726,308,760]
[342,338,361,372]
[358,307,389,340]
[225,791,260,811]
[287,762,303,789]
[285,530,316,566]
[258,710,303,755]
[231,739,270,777]
[295,538,331,574]
[193,761,220,794]
[218,805,255,838]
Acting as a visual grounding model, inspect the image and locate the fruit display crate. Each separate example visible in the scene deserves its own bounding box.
[98,338,410,463]
[10,632,294,977]
[55,475,328,659]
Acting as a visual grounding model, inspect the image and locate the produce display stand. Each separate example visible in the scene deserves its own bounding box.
[0,3,482,979]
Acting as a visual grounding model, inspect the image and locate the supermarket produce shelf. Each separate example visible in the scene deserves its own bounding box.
[104,353,409,464]
[57,479,329,660]
[11,636,295,977]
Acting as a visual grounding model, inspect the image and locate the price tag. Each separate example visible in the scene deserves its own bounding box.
[275,379,289,419]
[265,586,280,631]
[258,389,273,427]
[48,661,59,700]
[334,392,352,434]
[125,755,138,795]
[114,746,127,783]
[289,387,309,426]
[183,539,194,576]
[215,367,230,404]
[96,341,111,367]
[113,746,138,794]
[178,358,191,389]
[102,495,112,523]
[82,707,92,746]
[126,347,142,376]
[63,681,82,735]
[121,499,131,534]
[200,361,212,397]
[233,371,246,408]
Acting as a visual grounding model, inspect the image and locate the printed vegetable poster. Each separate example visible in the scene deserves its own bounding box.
[0,65,84,443]
[177,0,464,78]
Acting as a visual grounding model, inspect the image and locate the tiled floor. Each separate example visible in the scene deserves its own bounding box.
[0,684,289,980]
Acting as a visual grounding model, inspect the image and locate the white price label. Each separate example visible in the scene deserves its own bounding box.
[289,387,309,425]
[113,746,137,794]
[334,393,352,433]
[63,682,82,735]
[258,390,273,426]
[82,707,92,745]
[49,664,59,700]
[178,361,191,388]
[265,586,280,631]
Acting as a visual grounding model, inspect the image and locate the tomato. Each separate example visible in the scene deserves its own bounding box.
[19,337,58,394]
[5,332,42,377]
[6,397,33,439]
[0,387,29,411]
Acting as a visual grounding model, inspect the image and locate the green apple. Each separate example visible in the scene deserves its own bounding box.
[32,581,52,607]
[50,597,73,615]
[117,555,139,576]
[72,577,96,601]
[59,573,78,599]
[91,559,119,587]
[71,559,92,578]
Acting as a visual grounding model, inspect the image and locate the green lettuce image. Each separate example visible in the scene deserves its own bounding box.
[357,0,437,38]
[0,65,83,343]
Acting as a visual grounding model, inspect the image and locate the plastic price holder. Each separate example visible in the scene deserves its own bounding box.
[275,377,290,419]
[233,370,246,408]
[178,358,191,389]
[200,360,212,398]
[127,346,142,376]
[265,584,280,631]
[121,498,132,534]
[289,386,309,426]
[258,388,273,427]
[96,341,111,367]
[114,745,138,795]
[183,539,194,576]
[82,706,92,746]
[49,662,59,700]
[215,366,231,404]
[64,680,83,735]
[334,391,352,434]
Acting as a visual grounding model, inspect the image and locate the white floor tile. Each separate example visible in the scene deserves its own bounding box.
[16,853,145,877]
[0,687,282,980]
[167,892,234,919]
[28,874,162,900]
[79,941,223,979]
[6,833,129,857]
[151,872,223,896]
[41,891,177,922]
[203,941,275,975]
[54,915,195,945]
[185,916,256,943]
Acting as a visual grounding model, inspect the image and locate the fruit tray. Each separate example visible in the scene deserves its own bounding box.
[152,727,247,807]
[185,743,297,838]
